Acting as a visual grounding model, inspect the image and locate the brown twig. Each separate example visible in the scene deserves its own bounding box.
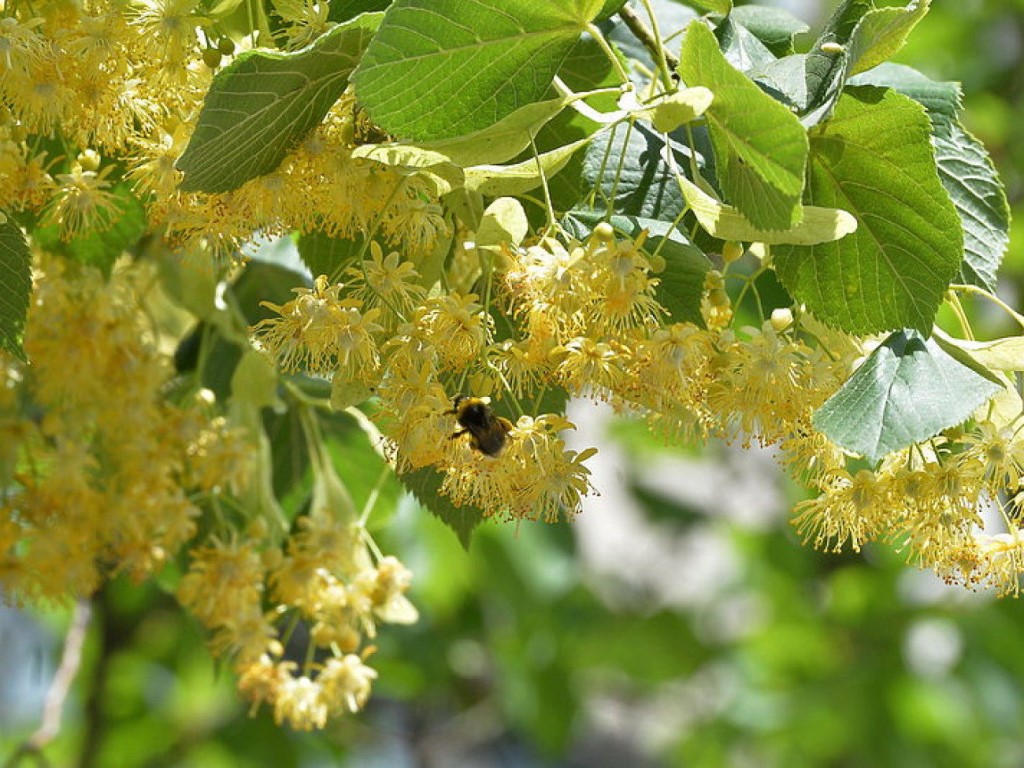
[3,599,93,768]
[618,4,680,74]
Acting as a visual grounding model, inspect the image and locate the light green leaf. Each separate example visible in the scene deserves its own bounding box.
[813,329,1002,463]
[352,0,601,141]
[416,96,569,167]
[464,136,592,196]
[679,21,807,230]
[476,197,529,248]
[942,335,1024,373]
[351,143,465,194]
[847,0,931,76]
[637,87,714,133]
[774,87,963,335]
[177,15,381,193]
[330,378,373,409]
[683,0,732,14]
[231,350,283,409]
[675,173,856,245]
[0,216,30,363]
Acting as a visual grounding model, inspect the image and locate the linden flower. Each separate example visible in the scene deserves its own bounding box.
[418,292,488,370]
[348,240,426,322]
[253,276,360,374]
[319,654,378,715]
[45,162,123,239]
[128,0,205,63]
[178,535,266,626]
[792,469,887,553]
[440,412,596,521]
[557,337,624,398]
[0,16,46,77]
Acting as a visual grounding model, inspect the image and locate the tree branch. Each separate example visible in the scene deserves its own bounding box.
[618,4,680,76]
[3,600,93,768]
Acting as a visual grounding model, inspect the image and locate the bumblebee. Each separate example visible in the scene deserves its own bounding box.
[447,395,514,457]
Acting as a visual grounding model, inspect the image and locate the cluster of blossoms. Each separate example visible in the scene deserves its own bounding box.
[0,0,447,256]
[177,463,416,730]
[0,256,417,729]
[0,260,250,599]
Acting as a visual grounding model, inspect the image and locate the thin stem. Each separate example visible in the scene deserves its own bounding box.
[950,283,1024,330]
[529,135,558,231]
[584,23,632,86]
[945,290,974,340]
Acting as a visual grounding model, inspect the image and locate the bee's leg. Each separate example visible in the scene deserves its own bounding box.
[450,429,468,441]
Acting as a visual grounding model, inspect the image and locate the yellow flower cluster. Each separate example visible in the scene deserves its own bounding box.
[177,451,416,730]
[0,260,250,600]
[0,0,447,256]
[794,419,1024,596]
[254,225,854,524]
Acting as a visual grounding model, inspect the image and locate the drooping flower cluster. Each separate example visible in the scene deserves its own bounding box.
[0,259,250,600]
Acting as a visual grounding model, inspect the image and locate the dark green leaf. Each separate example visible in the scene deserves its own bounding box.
[849,64,1010,293]
[400,466,484,548]
[352,0,604,141]
[296,230,365,280]
[327,0,391,23]
[679,21,807,230]
[177,15,381,192]
[580,122,687,222]
[774,87,962,335]
[715,16,776,74]
[813,329,1002,463]
[729,4,809,56]
[0,215,30,362]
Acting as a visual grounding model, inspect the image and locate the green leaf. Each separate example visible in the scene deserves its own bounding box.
[32,185,145,278]
[683,0,731,14]
[774,87,962,335]
[679,21,807,230]
[177,15,381,193]
[813,329,1002,463]
[400,466,484,548]
[352,0,602,141]
[0,215,30,363]
[675,173,857,245]
[327,0,391,23]
[715,16,776,74]
[581,123,688,222]
[415,97,569,167]
[463,136,592,196]
[849,64,1010,293]
[847,0,931,77]
[296,230,364,279]
[730,4,809,56]
[476,197,529,248]
[638,87,713,133]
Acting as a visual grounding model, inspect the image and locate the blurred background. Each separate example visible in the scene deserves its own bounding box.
[3,1,1023,766]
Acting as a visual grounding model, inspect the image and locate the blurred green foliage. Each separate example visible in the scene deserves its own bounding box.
[4,2,1024,766]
